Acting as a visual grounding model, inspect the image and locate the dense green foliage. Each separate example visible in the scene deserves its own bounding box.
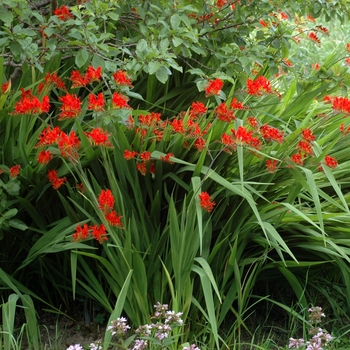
[1,1,350,349]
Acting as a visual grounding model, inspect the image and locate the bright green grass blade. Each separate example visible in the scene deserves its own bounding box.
[21,295,39,350]
[2,294,19,350]
[103,270,132,349]
[192,265,220,350]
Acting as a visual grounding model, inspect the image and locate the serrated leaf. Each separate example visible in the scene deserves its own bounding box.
[75,48,89,68]
[172,37,183,47]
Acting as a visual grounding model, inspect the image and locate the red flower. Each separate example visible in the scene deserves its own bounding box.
[136,162,147,175]
[259,124,284,143]
[71,70,89,88]
[205,78,224,96]
[189,101,207,118]
[98,189,115,213]
[171,118,186,133]
[39,72,66,92]
[346,43,350,52]
[111,92,131,109]
[266,159,277,173]
[57,131,80,160]
[88,93,105,111]
[247,76,272,95]
[316,25,329,35]
[85,127,113,147]
[54,6,73,20]
[199,191,215,213]
[214,103,235,122]
[1,81,10,94]
[91,224,108,244]
[10,165,21,178]
[105,210,124,228]
[12,89,50,115]
[123,150,138,160]
[297,141,313,156]
[346,58,350,66]
[232,126,254,145]
[312,63,320,70]
[307,14,315,22]
[230,98,246,110]
[36,126,62,147]
[72,223,90,242]
[301,128,316,142]
[38,150,52,164]
[139,112,162,127]
[85,66,102,83]
[291,153,304,166]
[58,93,81,120]
[47,169,66,190]
[194,137,206,151]
[216,0,227,9]
[280,12,288,20]
[140,151,151,162]
[324,155,338,169]
[160,153,174,163]
[247,117,259,128]
[331,96,350,114]
[113,70,133,87]
[259,19,267,27]
[309,32,321,45]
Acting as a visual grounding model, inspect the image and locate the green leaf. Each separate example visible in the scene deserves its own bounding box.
[75,48,89,68]
[156,66,171,84]
[170,14,181,30]
[2,9,13,27]
[9,219,27,231]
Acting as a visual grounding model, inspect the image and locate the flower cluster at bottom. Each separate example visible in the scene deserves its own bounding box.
[289,306,332,350]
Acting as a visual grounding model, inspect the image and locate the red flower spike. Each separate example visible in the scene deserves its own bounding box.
[247,117,259,128]
[47,169,66,190]
[98,189,115,213]
[123,150,138,160]
[324,155,338,169]
[297,141,313,156]
[309,32,321,45]
[105,211,124,228]
[71,70,89,88]
[36,126,62,148]
[113,70,133,87]
[38,150,52,165]
[58,93,81,120]
[85,66,102,83]
[266,159,277,173]
[85,128,113,148]
[2,81,10,94]
[247,76,272,95]
[301,128,316,142]
[10,165,21,178]
[57,131,80,160]
[72,223,90,242]
[291,153,304,166]
[171,118,186,133]
[140,151,151,162]
[307,14,315,22]
[194,137,206,151]
[230,98,246,110]
[88,93,105,111]
[259,124,284,143]
[112,92,131,109]
[12,89,50,115]
[91,224,108,244]
[216,0,227,9]
[54,6,73,20]
[149,161,156,174]
[136,162,147,176]
[160,153,174,163]
[346,43,350,52]
[259,19,267,27]
[214,103,235,122]
[199,191,215,213]
[205,78,224,96]
[189,101,207,118]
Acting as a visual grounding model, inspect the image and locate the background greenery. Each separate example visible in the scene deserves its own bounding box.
[1,0,350,349]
